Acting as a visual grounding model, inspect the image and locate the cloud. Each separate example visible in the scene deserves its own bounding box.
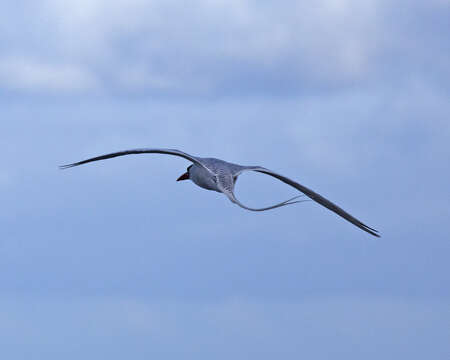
[0,56,98,93]
[1,0,447,96]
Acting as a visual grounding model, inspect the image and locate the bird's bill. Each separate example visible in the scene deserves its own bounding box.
[176,172,189,181]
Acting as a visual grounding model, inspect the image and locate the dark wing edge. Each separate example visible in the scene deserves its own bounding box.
[59,148,208,171]
[240,167,380,237]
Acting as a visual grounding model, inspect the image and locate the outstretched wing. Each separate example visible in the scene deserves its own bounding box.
[60,148,211,172]
[237,166,380,237]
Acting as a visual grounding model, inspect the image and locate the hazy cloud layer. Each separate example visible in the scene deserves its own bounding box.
[1,0,448,95]
[1,295,448,360]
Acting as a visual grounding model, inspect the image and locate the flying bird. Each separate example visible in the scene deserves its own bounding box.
[60,148,380,237]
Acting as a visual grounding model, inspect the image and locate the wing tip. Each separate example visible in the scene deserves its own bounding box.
[59,163,76,170]
[357,220,380,237]
[364,226,381,238]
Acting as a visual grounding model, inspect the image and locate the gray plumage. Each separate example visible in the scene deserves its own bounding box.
[60,148,380,237]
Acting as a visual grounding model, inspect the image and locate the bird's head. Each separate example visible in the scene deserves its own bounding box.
[176,165,192,182]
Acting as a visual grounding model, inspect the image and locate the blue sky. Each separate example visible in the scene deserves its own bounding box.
[1,1,449,359]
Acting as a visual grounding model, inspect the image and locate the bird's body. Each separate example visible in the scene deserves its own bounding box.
[188,158,234,192]
[60,148,380,237]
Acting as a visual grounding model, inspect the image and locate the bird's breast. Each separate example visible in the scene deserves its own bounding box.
[190,165,220,192]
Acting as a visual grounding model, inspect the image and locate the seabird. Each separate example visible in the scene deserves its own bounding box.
[60,148,380,237]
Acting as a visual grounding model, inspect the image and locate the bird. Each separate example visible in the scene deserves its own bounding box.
[60,148,380,237]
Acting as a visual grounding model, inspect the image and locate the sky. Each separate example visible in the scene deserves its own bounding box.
[1,0,449,359]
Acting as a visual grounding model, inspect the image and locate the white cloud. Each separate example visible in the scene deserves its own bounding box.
[0,0,447,95]
[0,56,98,92]
[0,0,403,94]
